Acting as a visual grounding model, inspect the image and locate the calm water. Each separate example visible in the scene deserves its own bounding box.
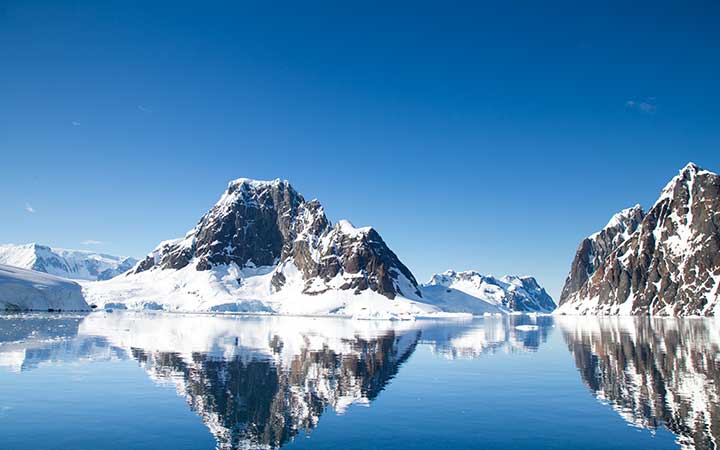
[0,313,717,450]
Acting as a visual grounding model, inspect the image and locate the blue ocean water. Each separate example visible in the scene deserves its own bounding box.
[0,313,710,450]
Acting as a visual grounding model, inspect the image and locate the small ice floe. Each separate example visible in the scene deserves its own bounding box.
[352,310,416,321]
[515,325,540,331]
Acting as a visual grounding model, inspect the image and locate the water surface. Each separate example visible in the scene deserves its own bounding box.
[0,313,717,449]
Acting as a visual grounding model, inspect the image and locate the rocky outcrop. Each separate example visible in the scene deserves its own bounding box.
[133,178,420,300]
[422,270,555,313]
[0,264,89,311]
[557,163,720,316]
[559,205,645,304]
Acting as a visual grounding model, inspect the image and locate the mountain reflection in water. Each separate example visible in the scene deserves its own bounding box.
[559,317,720,450]
[3,313,720,449]
[0,313,548,449]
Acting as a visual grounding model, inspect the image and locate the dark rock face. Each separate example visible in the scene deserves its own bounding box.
[559,205,645,305]
[134,179,420,299]
[558,163,720,316]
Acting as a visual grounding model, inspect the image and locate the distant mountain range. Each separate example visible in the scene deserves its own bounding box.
[0,243,137,281]
[557,163,720,316]
[421,270,555,314]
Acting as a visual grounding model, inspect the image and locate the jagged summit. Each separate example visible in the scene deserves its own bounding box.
[335,219,374,237]
[227,177,286,188]
[593,204,644,237]
[654,161,703,206]
[557,163,720,316]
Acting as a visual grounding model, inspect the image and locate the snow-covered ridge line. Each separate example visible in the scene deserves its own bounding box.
[0,243,137,281]
[420,269,556,313]
[588,204,644,240]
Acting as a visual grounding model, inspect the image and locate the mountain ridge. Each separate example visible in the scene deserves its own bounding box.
[422,269,555,313]
[0,243,137,281]
[557,162,720,316]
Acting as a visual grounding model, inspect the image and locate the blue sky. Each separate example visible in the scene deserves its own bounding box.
[1,1,718,298]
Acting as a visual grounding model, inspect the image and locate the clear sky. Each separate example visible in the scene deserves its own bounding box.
[1,1,719,299]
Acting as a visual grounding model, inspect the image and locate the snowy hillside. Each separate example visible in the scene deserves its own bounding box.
[421,270,556,313]
[0,264,89,311]
[0,243,137,281]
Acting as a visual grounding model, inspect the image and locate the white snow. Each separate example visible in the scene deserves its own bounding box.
[335,219,372,237]
[419,284,505,315]
[81,259,441,319]
[420,270,555,314]
[0,264,89,311]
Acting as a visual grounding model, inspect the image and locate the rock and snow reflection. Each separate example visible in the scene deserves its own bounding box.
[0,313,554,449]
[84,315,423,449]
[560,317,720,450]
[422,314,553,359]
[5,313,720,449]
[0,314,124,371]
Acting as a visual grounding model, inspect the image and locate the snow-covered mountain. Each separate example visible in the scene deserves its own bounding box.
[84,178,435,317]
[556,163,720,316]
[0,264,89,311]
[0,243,137,281]
[421,270,556,313]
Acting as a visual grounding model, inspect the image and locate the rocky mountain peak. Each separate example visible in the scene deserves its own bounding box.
[557,163,720,316]
[133,178,420,300]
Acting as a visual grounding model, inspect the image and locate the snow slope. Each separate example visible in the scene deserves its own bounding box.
[83,260,437,318]
[0,264,89,311]
[0,243,137,281]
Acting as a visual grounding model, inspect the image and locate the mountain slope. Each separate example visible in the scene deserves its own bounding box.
[0,243,137,281]
[557,163,720,316]
[85,178,434,317]
[421,270,555,313]
[559,205,645,304]
[0,264,88,311]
